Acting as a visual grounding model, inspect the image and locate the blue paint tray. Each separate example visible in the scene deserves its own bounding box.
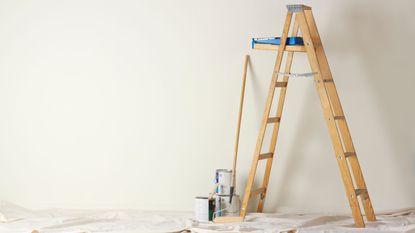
[252,37,304,48]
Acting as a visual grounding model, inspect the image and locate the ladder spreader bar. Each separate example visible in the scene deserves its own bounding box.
[277,72,317,78]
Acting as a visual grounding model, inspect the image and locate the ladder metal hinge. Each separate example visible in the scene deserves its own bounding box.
[286,4,312,12]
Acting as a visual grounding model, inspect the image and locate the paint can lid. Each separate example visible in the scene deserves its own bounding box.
[215,169,232,173]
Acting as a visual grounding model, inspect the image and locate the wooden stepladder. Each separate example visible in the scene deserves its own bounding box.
[215,5,376,227]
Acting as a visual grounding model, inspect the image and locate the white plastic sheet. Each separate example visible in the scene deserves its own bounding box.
[191,209,415,233]
[0,201,190,233]
[0,201,414,233]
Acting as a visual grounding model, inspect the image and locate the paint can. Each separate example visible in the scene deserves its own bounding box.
[215,169,232,195]
[215,194,240,217]
[194,197,215,222]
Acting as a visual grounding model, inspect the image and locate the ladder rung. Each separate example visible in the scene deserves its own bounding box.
[251,187,266,197]
[267,117,281,123]
[323,79,333,83]
[355,189,367,196]
[344,152,356,158]
[334,116,345,120]
[275,82,288,88]
[258,152,274,160]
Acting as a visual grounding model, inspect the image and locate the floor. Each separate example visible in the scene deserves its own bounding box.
[0,201,414,233]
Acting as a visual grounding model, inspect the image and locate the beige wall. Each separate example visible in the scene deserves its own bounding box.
[0,0,414,213]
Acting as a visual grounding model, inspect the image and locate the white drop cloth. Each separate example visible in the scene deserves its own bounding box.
[0,201,414,233]
[0,201,190,233]
[192,209,415,233]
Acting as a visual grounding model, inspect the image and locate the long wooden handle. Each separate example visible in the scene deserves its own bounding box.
[232,55,249,189]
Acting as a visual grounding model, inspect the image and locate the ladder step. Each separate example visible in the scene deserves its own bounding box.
[251,187,266,197]
[267,117,281,123]
[333,116,345,120]
[287,4,311,12]
[258,152,274,160]
[275,82,288,88]
[355,189,367,196]
[344,152,356,158]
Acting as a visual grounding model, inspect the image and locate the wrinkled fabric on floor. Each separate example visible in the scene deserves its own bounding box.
[0,201,414,233]
[192,209,415,233]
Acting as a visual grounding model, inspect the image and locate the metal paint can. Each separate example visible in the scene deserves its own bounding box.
[215,194,240,217]
[194,197,215,222]
[215,169,232,195]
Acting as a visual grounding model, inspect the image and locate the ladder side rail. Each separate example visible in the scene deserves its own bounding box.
[240,11,294,218]
[296,12,365,227]
[303,9,376,221]
[257,17,300,212]
[303,9,357,154]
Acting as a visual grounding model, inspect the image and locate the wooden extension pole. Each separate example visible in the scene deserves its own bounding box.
[230,55,250,200]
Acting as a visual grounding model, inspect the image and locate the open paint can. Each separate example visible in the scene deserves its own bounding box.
[215,169,232,195]
[215,194,240,217]
[194,197,215,222]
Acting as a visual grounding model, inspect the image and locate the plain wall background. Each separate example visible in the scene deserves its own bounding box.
[0,0,414,213]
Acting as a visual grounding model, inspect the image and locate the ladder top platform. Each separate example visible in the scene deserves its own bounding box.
[286,4,312,12]
[252,37,306,52]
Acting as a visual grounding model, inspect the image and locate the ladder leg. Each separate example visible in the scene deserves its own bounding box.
[240,11,293,218]
[323,72,376,222]
[257,19,300,212]
[303,9,376,222]
[297,12,365,227]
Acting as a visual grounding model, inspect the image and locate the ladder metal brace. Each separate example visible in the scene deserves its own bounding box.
[276,72,317,78]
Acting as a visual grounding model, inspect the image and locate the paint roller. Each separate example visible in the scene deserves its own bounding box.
[229,55,249,203]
